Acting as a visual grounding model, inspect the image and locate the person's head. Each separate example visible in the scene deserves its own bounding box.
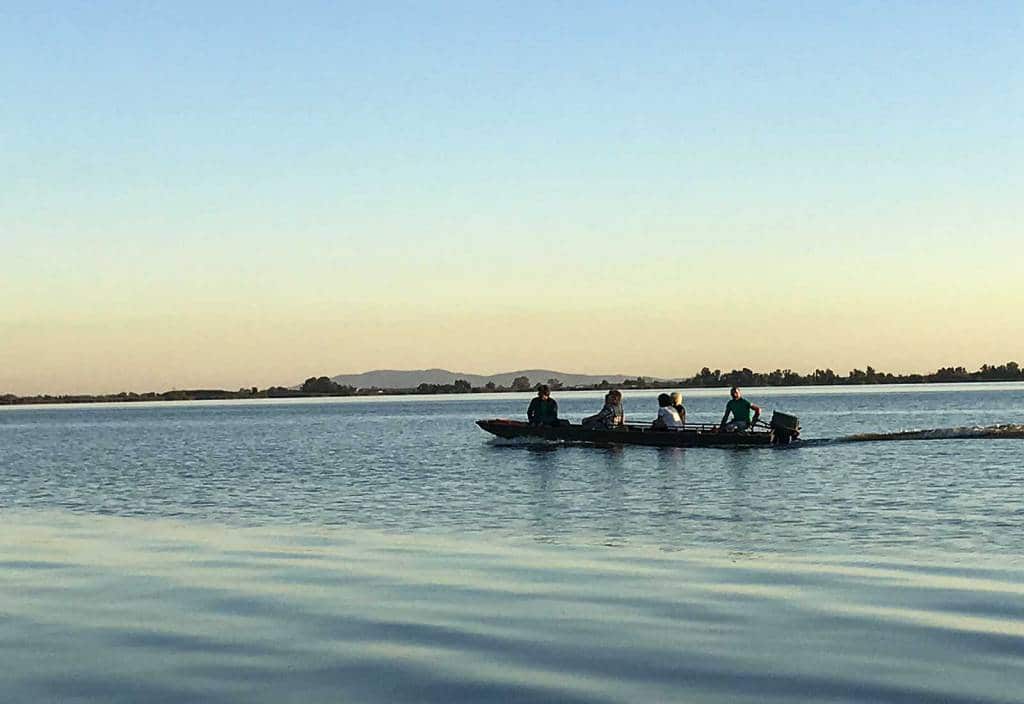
[606,389,622,404]
[671,392,683,407]
[657,393,672,407]
[537,384,550,398]
[730,386,741,399]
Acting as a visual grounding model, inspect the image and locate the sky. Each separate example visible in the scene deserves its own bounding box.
[2,1,1022,395]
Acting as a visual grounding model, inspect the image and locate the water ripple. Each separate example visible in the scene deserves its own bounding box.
[1,513,1023,703]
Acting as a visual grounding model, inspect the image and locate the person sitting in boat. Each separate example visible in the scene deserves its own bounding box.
[671,392,686,425]
[527,385,560,426]
[720,386,760,432]
[652,393,684,430]
[582,389,624,429]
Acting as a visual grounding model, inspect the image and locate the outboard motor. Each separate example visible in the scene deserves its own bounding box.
[769,411,801,445]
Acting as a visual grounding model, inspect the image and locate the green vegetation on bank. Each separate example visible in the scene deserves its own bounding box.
[2,362,1021,406]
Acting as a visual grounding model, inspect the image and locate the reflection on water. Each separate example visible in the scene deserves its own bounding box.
[2,386,1024,701]
[2,512,1023,704]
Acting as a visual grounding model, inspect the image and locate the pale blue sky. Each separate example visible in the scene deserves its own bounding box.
[2,2,1022,393]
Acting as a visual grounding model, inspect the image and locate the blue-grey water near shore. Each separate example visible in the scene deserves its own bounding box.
[2,384,1023,702]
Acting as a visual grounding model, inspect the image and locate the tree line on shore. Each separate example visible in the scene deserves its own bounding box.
[2,362,1020,406]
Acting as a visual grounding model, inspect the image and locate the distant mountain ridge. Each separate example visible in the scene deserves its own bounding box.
[327,368,640,389]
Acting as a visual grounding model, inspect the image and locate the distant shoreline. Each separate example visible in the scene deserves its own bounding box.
[3,362,1021,406]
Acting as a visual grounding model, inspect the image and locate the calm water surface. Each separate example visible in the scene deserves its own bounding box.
[2,384,1023,702]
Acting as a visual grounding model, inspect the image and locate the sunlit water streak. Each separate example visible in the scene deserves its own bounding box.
[2,384,1023,701]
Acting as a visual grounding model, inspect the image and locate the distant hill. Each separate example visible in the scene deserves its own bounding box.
[327,368,641,389]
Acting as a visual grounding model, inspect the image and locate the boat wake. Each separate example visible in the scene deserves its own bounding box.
[829,423,1024,444]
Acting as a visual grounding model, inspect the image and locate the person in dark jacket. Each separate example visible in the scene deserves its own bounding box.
[527,385,559,426]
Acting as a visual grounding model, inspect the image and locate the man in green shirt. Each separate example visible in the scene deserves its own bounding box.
[720,386,761,432]
[527,385,560,426]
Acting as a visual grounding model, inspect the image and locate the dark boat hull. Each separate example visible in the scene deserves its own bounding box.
[476,419,780,448]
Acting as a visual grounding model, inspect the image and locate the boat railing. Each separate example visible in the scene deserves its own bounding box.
[620,420,772,433]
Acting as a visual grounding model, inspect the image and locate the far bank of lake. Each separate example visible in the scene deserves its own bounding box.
[4,362,1023,406]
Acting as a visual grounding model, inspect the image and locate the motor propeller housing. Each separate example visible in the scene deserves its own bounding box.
[769,411,801,444]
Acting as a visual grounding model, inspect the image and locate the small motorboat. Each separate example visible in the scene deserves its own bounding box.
[477,412,800,448]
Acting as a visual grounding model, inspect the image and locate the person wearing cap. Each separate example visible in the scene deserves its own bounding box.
[527,385,560,426]
[720,386,760,432]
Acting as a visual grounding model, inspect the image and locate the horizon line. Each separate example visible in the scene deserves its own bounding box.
[4,360,1021,400]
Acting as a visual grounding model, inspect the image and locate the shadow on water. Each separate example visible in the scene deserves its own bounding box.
[487,438,630,453]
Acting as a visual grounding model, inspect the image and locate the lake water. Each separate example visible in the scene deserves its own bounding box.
[2,384,1023,702]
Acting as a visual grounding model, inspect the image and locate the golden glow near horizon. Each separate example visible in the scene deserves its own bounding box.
[3,240,1021,395]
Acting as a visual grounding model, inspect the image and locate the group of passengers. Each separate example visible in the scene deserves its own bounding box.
[653,392,687,429]
[527,385,760,432]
